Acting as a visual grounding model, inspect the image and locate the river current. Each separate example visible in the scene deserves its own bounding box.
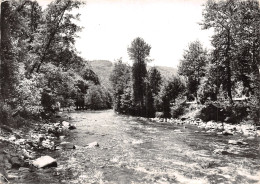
[16,110,260,183]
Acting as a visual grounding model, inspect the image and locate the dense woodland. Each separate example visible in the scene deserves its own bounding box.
[0,0,112,126]
[110,0,260,125]
[0,0,259,127]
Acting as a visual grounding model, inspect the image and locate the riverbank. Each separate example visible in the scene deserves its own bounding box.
[149,117,260,138]
[0,113,76,183]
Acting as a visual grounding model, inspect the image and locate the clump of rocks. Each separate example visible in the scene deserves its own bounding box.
[0,119,77,182]
[150,117,260,137]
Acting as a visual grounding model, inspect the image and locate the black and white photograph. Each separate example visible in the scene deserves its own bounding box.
[0,0,260,183]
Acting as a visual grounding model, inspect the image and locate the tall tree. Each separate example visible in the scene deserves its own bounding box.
[0,1,19,101]
[30,0,83,74]
[201,0,239,104]
[178,40,208,101]
[233,0,260,95]
[127,37,151,115]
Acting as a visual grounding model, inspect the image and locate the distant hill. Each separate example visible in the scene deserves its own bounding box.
[88,60,177,90]
[150,65,177,78]
[87,60,113,91]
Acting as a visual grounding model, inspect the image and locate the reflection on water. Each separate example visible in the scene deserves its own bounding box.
[14,110,260,183]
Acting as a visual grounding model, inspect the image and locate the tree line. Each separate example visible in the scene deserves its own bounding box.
[110,37,186,118]
[110,0,260,124]
[0,0,112,125]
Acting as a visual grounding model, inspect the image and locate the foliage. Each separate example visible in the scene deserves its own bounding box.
[109,59,131,113]
[85,85,112,110]
[148,67,162,97]
[0,0,113,127]
[128,37,151,115]
[178,40,208,100]
[158,76,186,118]
[171,101,187,119]
[201,0,260,104]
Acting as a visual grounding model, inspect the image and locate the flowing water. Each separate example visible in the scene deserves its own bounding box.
[15,110,260,183]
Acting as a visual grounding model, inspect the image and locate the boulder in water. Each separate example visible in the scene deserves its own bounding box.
[222,131,233,136]
[61,121,70,128]
[8,136,16,142]
[87,141,99,148]
[58,142,75,149]
[68,124,76,130]
[228,140,248,145]
[32,156,57,168]
[213,149,229,155]
[9,156,22,169]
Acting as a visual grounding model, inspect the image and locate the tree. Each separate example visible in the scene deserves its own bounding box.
[197,65,219,104]
[120,82,134,115]
[0,1,19,101]
[144,79,155,117]
[109,59,131,113]
[127,37,151,115]
[232,0,260,95]
[85,85,112,110]
[158,76,185,118]
[30,0,84,74]
[82,68,100,85]
[178,40,208,101]
[201,0,240,104]
[148,67,162,97]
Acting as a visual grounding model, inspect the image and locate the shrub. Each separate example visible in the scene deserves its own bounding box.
[197,101,250,124]
[0,103,12,125]
[197,102,225,122]
[41,90,56,112]
[171,102,187,118]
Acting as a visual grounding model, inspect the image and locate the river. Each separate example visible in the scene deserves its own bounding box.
[16,110,260,184]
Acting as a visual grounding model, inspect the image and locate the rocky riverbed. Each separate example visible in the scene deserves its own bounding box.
[0,114,77,183]
[149,117,260,137]
[0,110,260,183]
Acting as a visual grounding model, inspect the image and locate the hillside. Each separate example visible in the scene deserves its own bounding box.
[88,60,177,89]
[87,60,113,91]
[149,65,177,78]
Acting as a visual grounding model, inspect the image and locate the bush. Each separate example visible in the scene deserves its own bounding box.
[246,95,260,125]
[224,103,248,124]
[197,103,225,122]
[0,102,28,127]
[171,102,187,118]
[0,103,12,125]
[41,90,56,112]
[197,101,249,124]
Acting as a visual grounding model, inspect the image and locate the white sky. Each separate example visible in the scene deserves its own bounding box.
[39,0,213,68]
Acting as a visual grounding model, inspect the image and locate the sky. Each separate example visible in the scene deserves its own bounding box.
[39,0,213,68]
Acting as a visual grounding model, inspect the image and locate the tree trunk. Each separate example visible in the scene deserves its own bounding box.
[1,1,14,101]
[226,30,233,104]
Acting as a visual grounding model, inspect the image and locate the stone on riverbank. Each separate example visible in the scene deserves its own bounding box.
[32,156,57,168]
